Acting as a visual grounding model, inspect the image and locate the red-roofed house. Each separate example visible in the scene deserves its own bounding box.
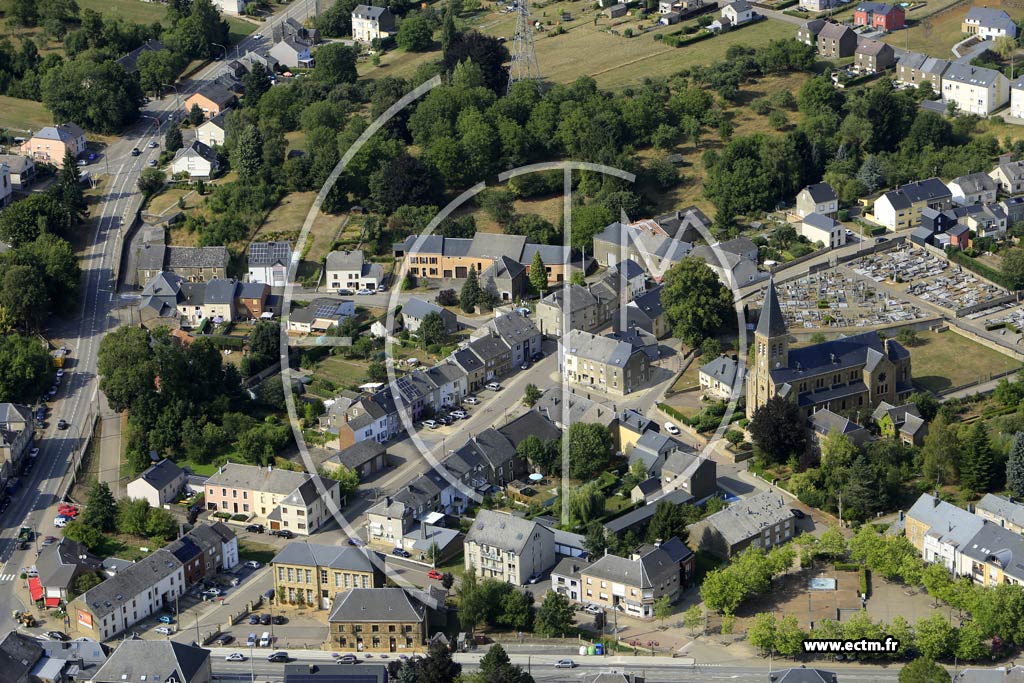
[853,2,904,31]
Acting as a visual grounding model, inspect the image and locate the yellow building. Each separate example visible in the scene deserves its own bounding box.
[270,542,382,610]
[328,588,430,653]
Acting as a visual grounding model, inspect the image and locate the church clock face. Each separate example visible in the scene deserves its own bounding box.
[878,372,887,383]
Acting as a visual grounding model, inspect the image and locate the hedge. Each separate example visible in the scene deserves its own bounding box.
[947,248,1016,290]
[834,562,860,571]
[212,511,231,519]
[231,513,249,521]
[859,567,871,597]
[782,8,807,17]
[207,335,246,350]
[665,30,714,48]
[658,403,690,425]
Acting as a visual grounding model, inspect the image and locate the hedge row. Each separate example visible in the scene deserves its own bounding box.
[664,30,714,48]
[947,248,1016,290]
[834,562,860,571]
[860,567,871,597]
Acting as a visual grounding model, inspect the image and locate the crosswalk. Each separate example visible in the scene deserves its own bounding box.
[0,574,18,582]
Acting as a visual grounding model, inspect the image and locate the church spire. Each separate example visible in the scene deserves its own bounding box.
[756,277,788,338]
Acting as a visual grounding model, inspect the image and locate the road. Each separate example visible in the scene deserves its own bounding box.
[0,0,324,639]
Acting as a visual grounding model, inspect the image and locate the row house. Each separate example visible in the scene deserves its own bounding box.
[393,233,575,286]
[872,177,953,229]
[942,63,1009,117]
[0,403,33,488]
[895,52,949,90]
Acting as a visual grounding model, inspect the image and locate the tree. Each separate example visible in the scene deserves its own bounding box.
[420,641,462,683]
[460,269,481,313]
[683,604,703,634]
[497,591,534,632]
[583,522,607,558]
[700,566,747,614]
[960,421,995,493]
[909,391,939,422]
[85,481,117,532]
[63,518,104,549]
[921,414,959,486]
[137,168,166,197]
[370,155,438,213]
[954,619,988,662]
[899,658,950,683]
[442,30,510,93]
[321,465,360,500]
[529,251,548,295]
[775,615,806,657]
[1008,433,1024,498]
[661,256,733,347]
[315,43,359,86]
[117,498,151,536]
[517,434,557,473]
[914,612,954,660]
[436,289,458,307]
[0,334,53,403]
[474,643,533,683]
[570,204,615,250]
[70,571,103,598]
[146,507,178,541]
[397,11,436,51]
[137,50,182,97]
[1,266,49,332]
[233,124,264,179]
[418,312,448,347]
[523,383,542,407]
[566,423,612,479]
[54,151,87,223]
[747,612,777,654]
[566,481,604,527]
[97,327,156,411]
[646,500,691,544]
[9,0,39,26]
[535,590,575,636]
[41,56,142,134]
[189,103,205,125]
[748,397,807,465]
[242,63,272,104]
[1002,247,1024,290]
[653,595,673,625]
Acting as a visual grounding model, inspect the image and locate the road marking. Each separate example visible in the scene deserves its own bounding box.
[0,574,17,582]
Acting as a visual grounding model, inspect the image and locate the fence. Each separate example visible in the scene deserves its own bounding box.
[58,398,99,502]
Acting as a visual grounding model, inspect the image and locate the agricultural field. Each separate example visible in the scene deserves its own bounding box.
[909,329,1020,393]
[0,95,53,134]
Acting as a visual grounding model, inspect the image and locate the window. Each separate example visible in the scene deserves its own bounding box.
[287,567,294,582]
[321,570,328,584]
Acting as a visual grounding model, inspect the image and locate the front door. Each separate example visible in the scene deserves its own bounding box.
[389,637,396,653]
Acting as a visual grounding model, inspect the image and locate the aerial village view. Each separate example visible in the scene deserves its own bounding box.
[10,0,1024,681]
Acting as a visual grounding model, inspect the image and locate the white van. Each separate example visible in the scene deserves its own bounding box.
[259,632,271,647]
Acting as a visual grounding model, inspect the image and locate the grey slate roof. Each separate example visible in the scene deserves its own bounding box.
[467,509,552,554]
[699,492,794,546]
[402,296,443,321]
[36,537,102,590]
[331,439,387,470]
[907,493,985,551]
[0,633,43,683]
[91,640,209,683]
[819,22,854,40]
[172,139,218,163]
[977,493,1024,530]
[325,249,365,270]
[116,39,164,74]
[807,409,865,437]
[468,334,510,362]
[962,520,1024,581]
[771,330,907,385]
[468,233,526,260]
[33,123,84,143]
[134,458,185,492]
[195,83,236,108]
[205,462,320,496]
[353,4,390,19]
[498,410,560,447]
[756,279,788,338]
[166,246,230,269]
[699,355,738,386]
[0,154,35,174]
[565,329,638,367]
[857,38,890,55]
[79,549,183,619]
[801,182,837,204]
[270,542,376,572]
[965,6,1015,30]
[943,63,1004,87]
[328,587,424,623]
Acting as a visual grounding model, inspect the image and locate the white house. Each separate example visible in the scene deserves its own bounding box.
[991,159,1024,194]
[126,459,187,508]
[352,5,396,42]
[799,212,846,249]
[213,0,247,14]
[942,63,1009,116]
[0,162,11,209]
[1011,78,1024,119]
[947,172,998,206]
[963,7,1017,39]
[169,140,220,180]
[247,241,292,286]
[608,258,647,300]
[795,182,838,218]
[195,111,228,147]
[721,0,753,24]
[325,249,385,291]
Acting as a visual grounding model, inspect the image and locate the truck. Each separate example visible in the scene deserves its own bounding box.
[18,527,33,550]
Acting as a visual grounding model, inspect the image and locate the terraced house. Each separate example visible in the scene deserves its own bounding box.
[270,542,382,609]
[203,463,341,535]
[394,233,575,285]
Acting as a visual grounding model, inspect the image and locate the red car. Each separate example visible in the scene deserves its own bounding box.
[427,570,443,580]
[58,506,78,517]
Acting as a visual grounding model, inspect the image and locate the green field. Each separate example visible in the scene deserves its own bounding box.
[882,1,1024,58]
[0,95,52,133]
[909,329,1020,394]
[77,0,167,24]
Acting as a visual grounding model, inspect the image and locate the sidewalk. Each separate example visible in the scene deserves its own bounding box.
[96,393,123,498]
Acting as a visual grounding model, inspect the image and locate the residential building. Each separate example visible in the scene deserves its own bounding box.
[333,387,403,449]
[0,162,10,209]
[535,285,604,337]
[0,154,36,189]
[36,537,102,604]
[807,409,870,446]
[614,409,657,456]
[629,430,689,478]
[590,217,696,275]
[895,52,949,89]
[0,403,33,484]
[288,298,355,334]
[20,124,86,167]
[213,0,247,14]
[872,401,927,445]
[195,110,229,147]
[619,285,668,338]
[175,278,238,327]
[450,347,487,394]
[817,23,857,59]
[480,255,528,302]
[579,544,682,618]
[0,633,44,683]
[796,19,826,46]
[34,638,110,683]
[799,213,846,249]
[184,84,236,119]
[905,492,985,574]
[799,0,834,10]
[562,329,652,397]
[854,40,896,74]
[690,238,765,287]
[126,458,187,507]
[270,542,382,609]
[631,478,662,504]
[169,140,220,180]
[322,439,389,479]
[352,5,397,42]
[1012,78,1024,119]
[961,519,1024,586]
[609,259,647,300]
[70,548,186,640]
[963,7,1017,38]
[661,449,717,500]
[394,233,575,286]
[942,63,1009,116]
[853,2,905,30]
[325,249,385,291]
[135,244,230,287]
[746,279,913,419]
[366,498,413,548]
[248,241,292,286]
[1003,196,1024,225]
[551,557,590,602]
[468,334,513,380]
[236,281,271,320]
[948,172,999,205]
[473,311,542,369]
[464,510,556,585]
[185,521,239,577]
[873,177,953,229]
[402,297,458,335]
[116,39,165,74]
[991,159,1024,194]
[975,493,1024,535]
[958,202,1007,238]
[795,182,838,219]
[328,588,432,652]
[90,640,211,683]
[269,36,314,68]
[137,272,277,328]
[604,489,694,536]
[721,0,753,25]
[204,463,343,535]
[687,492,795,559]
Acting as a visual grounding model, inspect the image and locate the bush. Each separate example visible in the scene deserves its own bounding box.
[212,511,231,519]
[231,513,249,521]
[859,567,870,597]
[834,562,860,571]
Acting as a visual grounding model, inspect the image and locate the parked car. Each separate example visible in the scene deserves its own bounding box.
[253,33,263,40]
[336,654,359,664]
[337,288,353,295]
[464,396,480,405]
[531,352,543,362]
[76,159,87,167]
[664,422,681,435]
[376,283,386,292]
[158,615,174,624]
[53,517,67,528]
[423,419,438,429]
[357,288,373,295]
[230,577,241,586]
[46,631,70,641]
[245,560,262,569]
[450,410,467,419]
[202,588,223,598]
[260,613,271,625]
[245,524,265,533]
[554,659,576,669]
[391,548,411,558]
[427,569,443,580]
[246,633,257,647]
[248,614,260,625]
[485,382,502,391]
[155,626,172,635]
[875,236,888,243]
[277,529,294,539]
[214,635,233,646]
[267,652,289,663]
[225,653,246,662]
[272,615,286,625]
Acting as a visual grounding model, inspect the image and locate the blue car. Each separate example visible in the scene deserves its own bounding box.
[158,615,174,624]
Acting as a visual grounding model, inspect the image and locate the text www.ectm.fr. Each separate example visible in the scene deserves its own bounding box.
[802,638,900,654]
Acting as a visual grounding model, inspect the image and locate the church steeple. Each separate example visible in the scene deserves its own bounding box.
[756,277,788,339]
[748,277,790,417]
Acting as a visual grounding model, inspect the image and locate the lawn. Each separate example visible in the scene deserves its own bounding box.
[881,2,1024,58]
[0,95,53,134]
[239,539,280,565]
[312,355,376,389]
[77,0,165,24]
[908,329,1020,394]
[255,191,346,264]
[358,48,441,82]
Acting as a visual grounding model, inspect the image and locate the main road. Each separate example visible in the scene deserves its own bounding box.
[0,0,325,637]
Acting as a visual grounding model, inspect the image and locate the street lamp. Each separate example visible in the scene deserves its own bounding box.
[212,43,228,63]
[162,83,182,114]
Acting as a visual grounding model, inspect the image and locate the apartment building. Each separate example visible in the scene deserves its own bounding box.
[270,542,382,609]
[687,492,795,559]
[464,510,556,586]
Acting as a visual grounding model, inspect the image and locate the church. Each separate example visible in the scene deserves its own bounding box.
[745,280,915,420]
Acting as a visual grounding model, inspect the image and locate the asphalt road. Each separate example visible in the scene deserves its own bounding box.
[0,0,324,639]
